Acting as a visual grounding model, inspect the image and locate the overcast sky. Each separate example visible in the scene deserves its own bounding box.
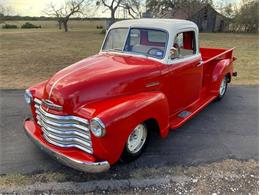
[2,0,240,17]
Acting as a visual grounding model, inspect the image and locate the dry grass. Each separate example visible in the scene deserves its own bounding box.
[0,171,66,187]
[0,28,104,88]
[200,33,259,85]
[0,22,258,89]
[1,20,105,29]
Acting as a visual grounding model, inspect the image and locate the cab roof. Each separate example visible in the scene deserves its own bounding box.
[105,19,199,64]
[109,19,198,32]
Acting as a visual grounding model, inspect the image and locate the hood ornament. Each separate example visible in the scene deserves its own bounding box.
[42,99,63,111]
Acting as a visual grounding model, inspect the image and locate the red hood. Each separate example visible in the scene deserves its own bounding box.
[43,53,162,112]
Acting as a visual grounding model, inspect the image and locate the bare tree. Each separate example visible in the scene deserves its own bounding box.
[44,3,63,29]
[234,0,258,32]
[120,0,142,19]
[44,0,87,32]
[146,0,213,18]
[0,4,14,24]
[0,4,13,16]
[96,0,123,24]
[0,4,5,24]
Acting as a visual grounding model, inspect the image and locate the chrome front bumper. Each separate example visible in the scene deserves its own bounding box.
[24,118,110,173]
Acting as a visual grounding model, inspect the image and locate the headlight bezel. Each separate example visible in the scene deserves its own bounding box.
[24,89,33,104]
[90,117,106,137]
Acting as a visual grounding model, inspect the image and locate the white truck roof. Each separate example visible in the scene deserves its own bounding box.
[106,19,200,64]
[110,19,198,33]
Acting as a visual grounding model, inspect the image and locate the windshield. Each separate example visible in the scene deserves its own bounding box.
[102,28,128,52]
[102,28,168,59]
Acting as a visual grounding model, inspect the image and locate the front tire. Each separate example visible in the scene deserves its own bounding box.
[120,123,148,163]
[216,75,228,101]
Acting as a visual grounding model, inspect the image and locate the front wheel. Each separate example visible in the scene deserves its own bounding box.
[120,123,148,162]
[216,76,228,101]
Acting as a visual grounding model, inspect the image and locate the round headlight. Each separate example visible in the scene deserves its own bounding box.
[24,90,33,104]
[90,118,106,137]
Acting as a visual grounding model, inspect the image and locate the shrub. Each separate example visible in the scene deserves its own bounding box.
[2,24,18,29]
[96,25,104,29]
[100,29,106,34]
[21,22,41,29]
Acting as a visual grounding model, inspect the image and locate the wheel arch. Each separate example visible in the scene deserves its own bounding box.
[143,118,161,136]
[211,59,233,94]
[77,92,170,164]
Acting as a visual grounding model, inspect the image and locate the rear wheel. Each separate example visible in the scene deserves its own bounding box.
[216,75,228,100]
[120,123,148,162]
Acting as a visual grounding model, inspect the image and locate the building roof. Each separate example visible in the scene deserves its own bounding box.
[161,9,189,20]
[110,18,197,32]
[191,4,230,20]
[159,4,230,21]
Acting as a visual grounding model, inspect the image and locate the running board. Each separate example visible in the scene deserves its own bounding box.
[170,95,216,129]
[178,111,191,118]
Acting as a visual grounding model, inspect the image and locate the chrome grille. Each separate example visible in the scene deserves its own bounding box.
[34,98,93,154]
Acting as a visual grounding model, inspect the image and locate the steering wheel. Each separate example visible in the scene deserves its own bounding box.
[147,48,164,56]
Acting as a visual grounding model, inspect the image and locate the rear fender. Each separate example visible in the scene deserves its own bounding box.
[211,59,234,94]
[76,92,170,164]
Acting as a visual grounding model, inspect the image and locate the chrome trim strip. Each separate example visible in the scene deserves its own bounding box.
[145,81,160,88]
[41,127,91,147]
[37,120,91,140]
[37,105,88,125]
[36,111,88,131]
[24,120,109,173]
[41,127,92,154]
[34,98,93,154]
[42,99,63,111]
[34,98,42,105]
[43,133,93,154]
[34,98,88,125]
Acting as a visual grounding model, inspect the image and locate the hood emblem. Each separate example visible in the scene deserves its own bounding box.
[42,99,63,111]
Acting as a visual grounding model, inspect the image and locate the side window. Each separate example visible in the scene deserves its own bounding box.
[171,31,196,59]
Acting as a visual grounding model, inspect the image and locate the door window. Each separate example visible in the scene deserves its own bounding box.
[170,31,196,59]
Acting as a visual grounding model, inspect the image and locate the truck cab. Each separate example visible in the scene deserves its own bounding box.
[24,19,236,173]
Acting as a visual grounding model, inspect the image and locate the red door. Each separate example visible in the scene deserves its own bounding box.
[168,55,203,115]
[167,31,203,116]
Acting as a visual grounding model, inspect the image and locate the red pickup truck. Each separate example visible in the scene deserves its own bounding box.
[24,19,236,172]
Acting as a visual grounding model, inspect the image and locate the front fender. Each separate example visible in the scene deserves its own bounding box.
[76,92,170,164]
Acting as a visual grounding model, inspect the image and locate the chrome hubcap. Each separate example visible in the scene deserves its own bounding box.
[219,77,227,96]
[127,124,147,154]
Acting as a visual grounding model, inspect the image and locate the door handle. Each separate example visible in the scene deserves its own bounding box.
[196,61,203,67]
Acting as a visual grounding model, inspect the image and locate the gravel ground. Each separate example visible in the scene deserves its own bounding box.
[0,159,258,194]
[123,159,259,195]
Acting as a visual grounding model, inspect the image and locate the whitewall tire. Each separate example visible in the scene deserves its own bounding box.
[121,123,148,162]
[216,76,228,100]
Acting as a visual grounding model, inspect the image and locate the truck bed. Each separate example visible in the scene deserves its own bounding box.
[200,47,235,89]
[200,47,235,63]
